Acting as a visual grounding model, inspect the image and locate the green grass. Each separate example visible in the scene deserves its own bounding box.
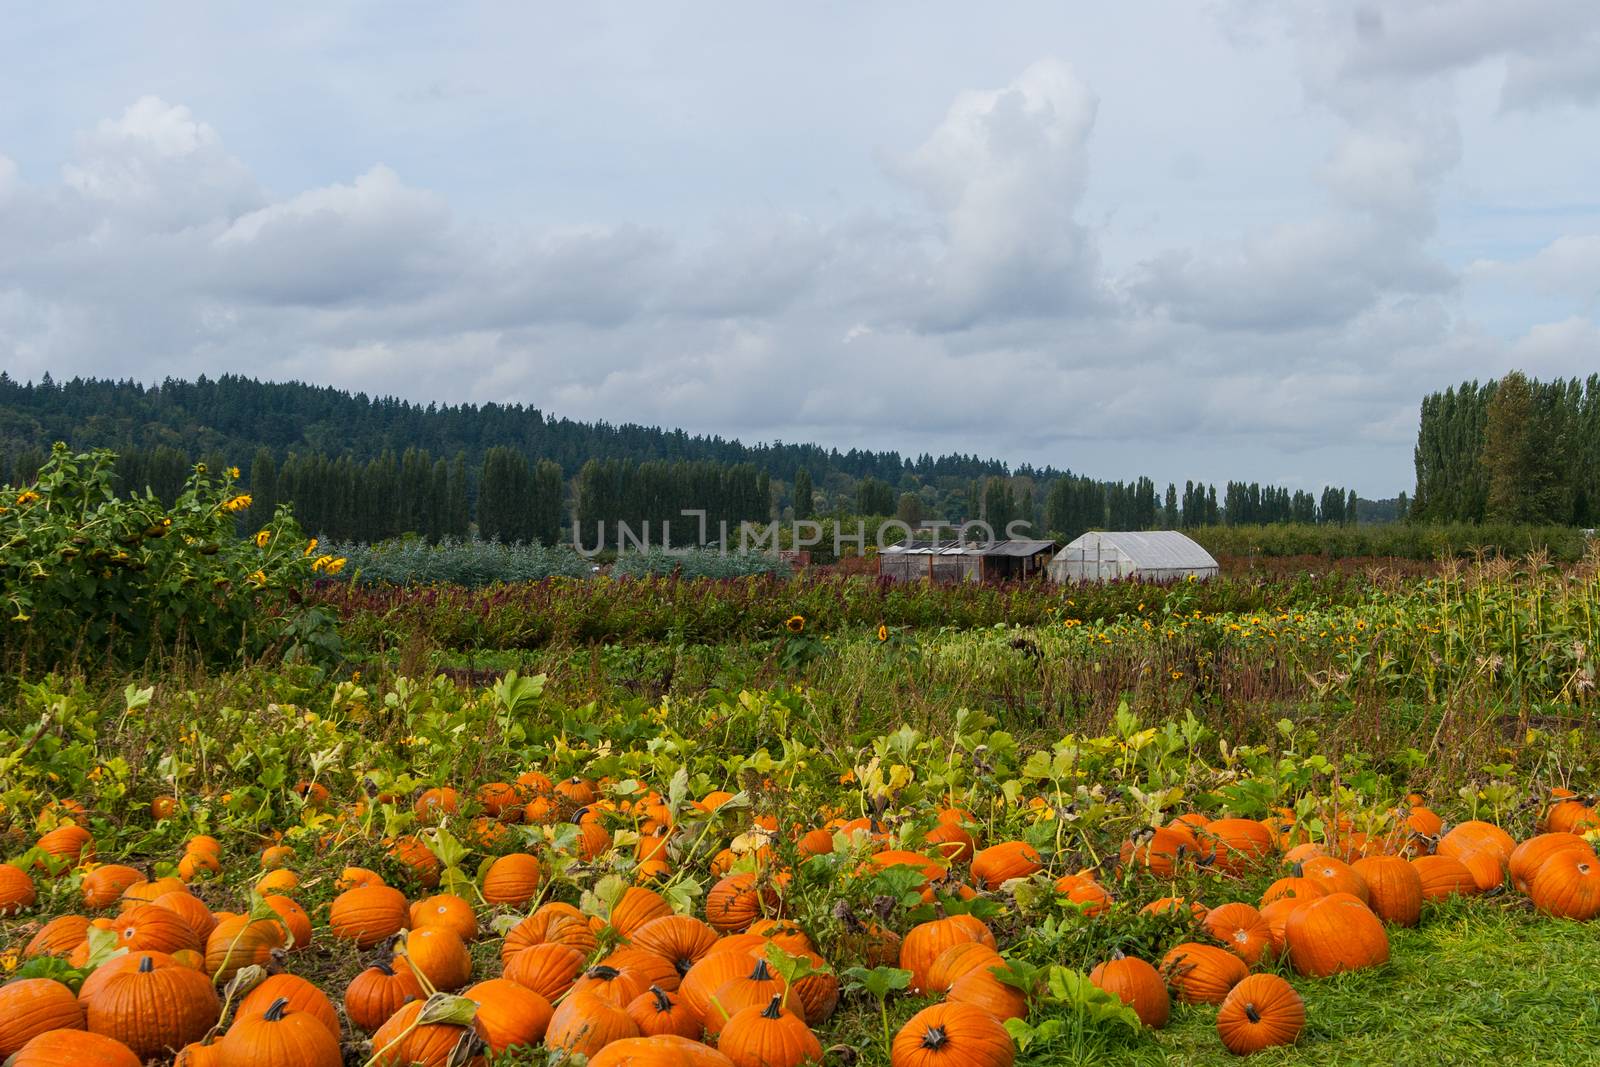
[1146,901,1600,1066]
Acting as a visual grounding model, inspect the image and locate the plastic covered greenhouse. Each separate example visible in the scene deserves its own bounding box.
[1047,530,1220,584]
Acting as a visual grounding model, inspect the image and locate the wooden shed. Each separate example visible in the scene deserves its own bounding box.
[878,538,1059,583]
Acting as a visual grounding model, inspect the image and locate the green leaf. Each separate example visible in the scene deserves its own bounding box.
[842,965,912,1001]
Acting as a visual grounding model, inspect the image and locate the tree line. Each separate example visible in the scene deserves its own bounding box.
[1412,372,1600,525]
[0,371,1359,545]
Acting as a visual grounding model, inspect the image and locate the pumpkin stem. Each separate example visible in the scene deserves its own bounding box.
[1292,861,1303,877]
[650,986,673,1012]
[264,996,291,1022]
[761,994,785,1019]
[374,961,395,977]
[750,959,772,981]
[138,956,155,973]
[588,965,621,980]
[921,1024,950,1051]
[1244,1003,1261,1024]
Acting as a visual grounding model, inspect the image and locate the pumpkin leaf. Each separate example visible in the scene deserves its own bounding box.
[417,991,480,1028]
[841,965,911,1002]
[83,925,128,970]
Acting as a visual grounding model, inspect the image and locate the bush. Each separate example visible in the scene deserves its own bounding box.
[316,537,591,586]
[609,549,792,579]
[1189,523,1591,561]
[0,445,321,669]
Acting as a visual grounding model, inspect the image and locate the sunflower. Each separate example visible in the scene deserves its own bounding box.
[254,530,271,549]
[877,624,889,642]
[785,615,805,634]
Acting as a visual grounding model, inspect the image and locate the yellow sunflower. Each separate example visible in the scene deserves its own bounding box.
[785,615,805,634]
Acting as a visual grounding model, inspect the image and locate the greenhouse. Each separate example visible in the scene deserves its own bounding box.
[1047,530,1219,584]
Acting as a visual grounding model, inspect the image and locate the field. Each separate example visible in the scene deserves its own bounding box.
[2,467,1599,1067]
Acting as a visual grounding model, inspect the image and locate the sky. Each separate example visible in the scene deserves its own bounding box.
[2,3,1599,496]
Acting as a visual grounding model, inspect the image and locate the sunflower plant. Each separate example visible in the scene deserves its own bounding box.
[0,444,321,669]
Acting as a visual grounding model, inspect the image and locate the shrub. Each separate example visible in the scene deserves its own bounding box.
[315,537,590,586]
[0,444,320,669]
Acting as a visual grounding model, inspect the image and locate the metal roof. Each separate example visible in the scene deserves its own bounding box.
[1052,530,1219,570]
[882,538,1058,557]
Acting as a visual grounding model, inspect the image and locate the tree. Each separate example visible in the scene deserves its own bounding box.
[895,491,924,529]
[1163,483,1178,528]
[792,468,813,520]
[1483,370,1571,524]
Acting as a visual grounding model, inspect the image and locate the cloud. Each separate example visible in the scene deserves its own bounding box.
[890,59,1101,329]
[0,37,1595,501]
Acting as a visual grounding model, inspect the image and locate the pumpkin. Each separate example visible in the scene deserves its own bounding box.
[1545,796,1599,835]
[406,925,474,991]
[83,953,221,1059]
[969,841,1042,889]
[891,1001,1015,1067]
[1259,872,1327,907]
[152,890,218,942]
[1216,973,1305,1055]
[261,895,313,949]
[1202,902,1273,966]
[329,885,408,947]
[1299,856,1368,903]
[177,851,222,882]
[706,959,787,1035]
[0,978,86,1057]
[81,865,144,910]
[254,869,300,896]
[680,950,761,1024]
[1529,849,1600,920]
[482,853,543,906]
[1351,855,1424,926]
[502,901,600,960]
[260,844,296,870]
[706,873,777,933]
[545,990,639,1057]
[1508,833,1595,894]
[103,902,201,955]
[1053,871,1112,916]
[345,959,425,1032]
[36,824,96,868]
[1120,826,1192,877]
[411,893,479,942]
[629,914,721,980]
[238,974,341,1039]
[336,867,386,890]
[1411,855,1481,901]
[947,960,1027,1022]
[1088,954,1169,1028]
[386,836,442,888]
[25,914,91,957]
[573,964,653,1010]
[923,822,976,864]
[464,978,554,1053]
[627,985,705,1039]
[369,998,487,1066]
[204,914,286,982]
[9,1029,143,1067]
[601,947,684,994]
[215,996,342,1067]
[718,995,822,1067]
[589,1035,737,1067]
[1284,892,1389,977]
[1141,896,1208,921]
[1202,818,1273,873]
[926,943,1003,995]
[606,885,675,938]
[413,786,461,821]
[476,781,523,820]
[1159,943,1248,1005]
[1439,820,1516,864]
[0,862,38,915]
[504,942,588,1001]
[900,915,996,993]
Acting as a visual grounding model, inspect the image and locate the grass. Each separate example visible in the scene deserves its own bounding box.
[1149,902,1600,1066]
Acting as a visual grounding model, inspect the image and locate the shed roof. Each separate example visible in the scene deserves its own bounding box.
[1053,530,1218,570]
[883,538,1058,557]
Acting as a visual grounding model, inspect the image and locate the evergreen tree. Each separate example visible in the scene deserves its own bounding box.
[792,468,813,520]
